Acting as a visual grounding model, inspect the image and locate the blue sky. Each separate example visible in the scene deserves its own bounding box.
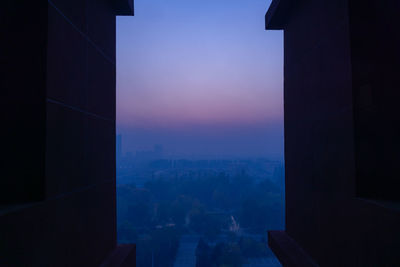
[116,0,284,158]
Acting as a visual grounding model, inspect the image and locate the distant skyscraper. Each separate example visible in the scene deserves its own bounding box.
[154,144,163,158]
[116,134,122,160]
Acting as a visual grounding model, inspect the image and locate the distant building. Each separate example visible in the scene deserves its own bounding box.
[135,144,165,161]
[116,134,122,161]
[154,144,164,157]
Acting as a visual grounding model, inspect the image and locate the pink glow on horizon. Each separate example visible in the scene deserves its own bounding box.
[117,0,283,131]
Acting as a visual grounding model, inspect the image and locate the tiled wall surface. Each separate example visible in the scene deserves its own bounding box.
[1,1,48,204]
[267,0,400,266]
[45,0,116,198]
[350,0,400,201]
[1,1,132,266]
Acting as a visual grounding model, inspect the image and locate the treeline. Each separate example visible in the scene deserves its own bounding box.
[117,171,284,266]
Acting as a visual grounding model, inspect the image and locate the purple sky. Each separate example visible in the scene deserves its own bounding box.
[116,0,284,159]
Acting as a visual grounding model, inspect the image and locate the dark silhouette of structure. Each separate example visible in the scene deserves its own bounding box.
[266,1,400,266]
[1,1,134,266]
[2,0,400,266]
[117,134,123,160]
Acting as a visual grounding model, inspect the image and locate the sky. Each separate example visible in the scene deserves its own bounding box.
[116,0,284,159]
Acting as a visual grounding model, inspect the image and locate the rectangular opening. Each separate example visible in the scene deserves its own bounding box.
[116,0,285,266]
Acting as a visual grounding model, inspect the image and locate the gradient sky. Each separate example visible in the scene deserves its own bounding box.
[116,0,284,158]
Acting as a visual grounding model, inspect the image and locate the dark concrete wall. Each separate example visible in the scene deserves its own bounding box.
[1,1,48,204]
[45,0,116,198]
[1,0,132,266]
[350,0,400,201]
[279,0,400,266]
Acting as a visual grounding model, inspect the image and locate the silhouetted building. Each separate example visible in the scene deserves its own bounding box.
[1,1,135,266]
[266,0,400,266]
[117,134,123,160]
[135,144,164,161]
[154,144,164,157]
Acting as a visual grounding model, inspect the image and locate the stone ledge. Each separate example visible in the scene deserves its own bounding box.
[268,230,319,267]
[265,0,292,30]
[100,244,136,267]
[116,0,134,16]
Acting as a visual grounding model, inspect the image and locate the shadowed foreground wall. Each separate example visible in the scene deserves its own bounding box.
[266,0,400,266]
[1,1,133,266]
